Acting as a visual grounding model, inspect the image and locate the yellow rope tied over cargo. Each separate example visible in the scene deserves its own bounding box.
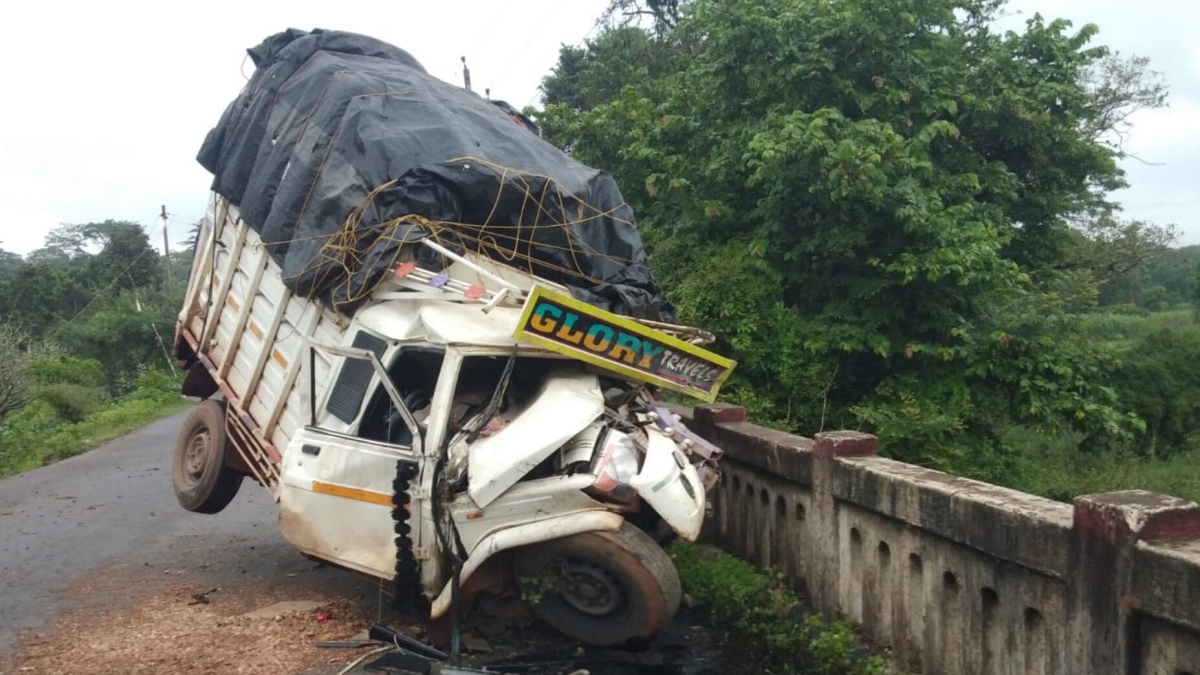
[281,157,644,313]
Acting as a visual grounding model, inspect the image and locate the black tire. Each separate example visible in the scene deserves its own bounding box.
[514,522,682,646]
[172,400,243,514]
[628,510,679,546]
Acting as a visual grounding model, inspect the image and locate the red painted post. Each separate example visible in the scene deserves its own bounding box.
[1066,491,1200,674]
[811,431,879,611]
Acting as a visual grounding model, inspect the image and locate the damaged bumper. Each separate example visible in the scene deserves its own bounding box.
[631,429,707,541]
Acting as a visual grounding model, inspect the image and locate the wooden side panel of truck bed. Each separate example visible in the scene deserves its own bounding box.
[179,197,346,461]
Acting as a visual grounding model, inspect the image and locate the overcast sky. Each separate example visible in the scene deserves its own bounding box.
[0,0,1195,256]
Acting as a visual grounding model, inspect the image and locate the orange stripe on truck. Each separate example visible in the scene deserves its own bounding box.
[311,481,394,507]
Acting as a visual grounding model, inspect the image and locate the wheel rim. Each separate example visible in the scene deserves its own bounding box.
[559,559,623,616]
[182,429,211,487]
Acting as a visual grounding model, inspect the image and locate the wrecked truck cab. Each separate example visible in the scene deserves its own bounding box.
[242,266,731,645]
[176,28,737,649]
[179,199,734,646]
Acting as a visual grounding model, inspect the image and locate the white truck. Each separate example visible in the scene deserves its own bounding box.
[171,195,735,645]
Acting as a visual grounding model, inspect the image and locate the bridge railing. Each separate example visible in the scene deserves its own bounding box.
[678,403,1200,675]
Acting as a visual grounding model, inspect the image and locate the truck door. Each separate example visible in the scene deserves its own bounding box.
[277,336,438,581]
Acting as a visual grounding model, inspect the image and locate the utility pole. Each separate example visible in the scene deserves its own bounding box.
[160,205,171,284]
[461,56,472,92]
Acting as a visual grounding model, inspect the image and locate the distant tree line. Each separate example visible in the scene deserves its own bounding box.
[0,221,190,425]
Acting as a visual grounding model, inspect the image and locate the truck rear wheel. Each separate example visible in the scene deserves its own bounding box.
[172,400,243,514]
[514,522,681,646]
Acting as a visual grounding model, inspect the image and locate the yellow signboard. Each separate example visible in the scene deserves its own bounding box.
[513,286,736,402]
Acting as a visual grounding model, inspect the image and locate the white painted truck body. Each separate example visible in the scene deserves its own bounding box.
[175,194,723,621]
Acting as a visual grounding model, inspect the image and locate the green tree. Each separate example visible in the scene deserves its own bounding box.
[3,221,177,395]
[3,264,72,337]
[58,285,178,395]
[85,221,162,291]
[1080,53,1168,154]
[537,24,681,141]
[1148,244,1200,305]
[31,221,161,291]
[182,218,205,253]
[604,0,684,33]
[1108,324,1200,458]
[1055,216,1178,307]
[1192,262,1200,316]
[0,246,22,279]
[536,0,1161,468]
[0,322,36,421]
[0,246,28,329]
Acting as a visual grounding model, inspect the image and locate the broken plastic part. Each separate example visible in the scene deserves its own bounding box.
[559,422,604,473]
[367,624,448,661]
[365,651,433,674]
[590,430,640,501]
[629,430,706,540]
[645,404,722,463]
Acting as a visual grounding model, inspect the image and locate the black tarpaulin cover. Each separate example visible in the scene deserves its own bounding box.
[197,28,671,320]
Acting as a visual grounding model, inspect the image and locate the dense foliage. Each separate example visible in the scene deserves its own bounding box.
[671,541,884,674]
[0,222,188,475]
[533,0,1196,493]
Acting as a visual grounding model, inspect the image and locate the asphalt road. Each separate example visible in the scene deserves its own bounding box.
[0,409,370,656]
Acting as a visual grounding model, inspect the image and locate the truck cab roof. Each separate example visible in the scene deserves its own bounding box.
[355,301,532,348]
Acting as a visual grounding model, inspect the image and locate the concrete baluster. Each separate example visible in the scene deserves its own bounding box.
[812,431,879,613]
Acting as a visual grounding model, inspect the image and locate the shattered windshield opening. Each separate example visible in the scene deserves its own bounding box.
[447,356,554,437]
[441,355,558,491]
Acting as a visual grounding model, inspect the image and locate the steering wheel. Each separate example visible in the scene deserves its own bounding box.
[387,389,430,446]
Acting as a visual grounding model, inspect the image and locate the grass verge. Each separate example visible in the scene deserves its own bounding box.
[1000,425,1200,504]
[669,541,885,675]
[0,391,190,478]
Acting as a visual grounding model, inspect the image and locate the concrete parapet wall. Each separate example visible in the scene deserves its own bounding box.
[679,403,1200,675]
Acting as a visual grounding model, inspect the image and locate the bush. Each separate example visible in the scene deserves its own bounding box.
[33,383,103,423]
[1109,323,1200,458]
[23,356,107,389]
[126,368,181,402]
[669,542,884,675]
[0,400,64,473]
[0,368,186,477]
[1001,424,1200,504]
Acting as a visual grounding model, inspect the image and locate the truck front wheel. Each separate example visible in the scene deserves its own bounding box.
[172,400,243,514]
[514,522,681,646]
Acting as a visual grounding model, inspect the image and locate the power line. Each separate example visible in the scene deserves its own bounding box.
[56,245,157,331]
[464,3,513,67]
[484,0,571,100]
[125,271,178,375]
[522,15,603,110]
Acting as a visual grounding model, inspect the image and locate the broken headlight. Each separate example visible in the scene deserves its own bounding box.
[588,430,641,503]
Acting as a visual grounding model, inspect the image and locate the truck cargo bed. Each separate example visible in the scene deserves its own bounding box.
[177,198,346,488]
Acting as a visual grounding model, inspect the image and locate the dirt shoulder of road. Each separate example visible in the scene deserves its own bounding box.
[1,555,727,675]
[0,567,400,675]
[10,590,374,674]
